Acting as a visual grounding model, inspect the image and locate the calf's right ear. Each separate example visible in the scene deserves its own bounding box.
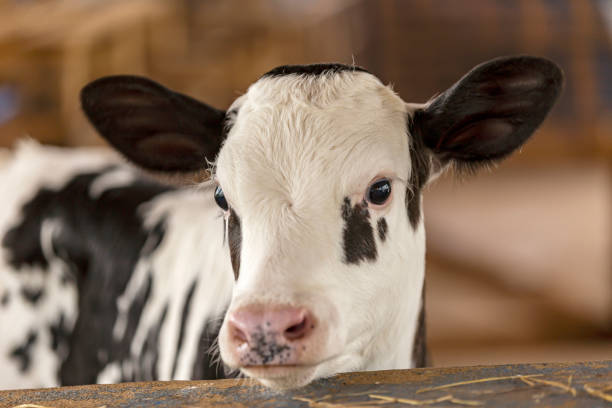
[81,76,226,172]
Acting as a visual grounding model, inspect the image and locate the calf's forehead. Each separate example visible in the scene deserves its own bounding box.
[216,72,411,204]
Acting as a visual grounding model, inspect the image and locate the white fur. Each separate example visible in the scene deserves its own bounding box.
[89,167,137,199]
[216,71,426,388]
[97,361,122,384]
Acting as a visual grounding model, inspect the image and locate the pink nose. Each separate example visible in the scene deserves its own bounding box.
[227,305,315,366]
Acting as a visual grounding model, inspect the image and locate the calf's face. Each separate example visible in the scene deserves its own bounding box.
[214,70,423,387]
[81,57,562,389]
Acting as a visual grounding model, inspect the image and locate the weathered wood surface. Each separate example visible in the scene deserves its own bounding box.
[1,361,610,407]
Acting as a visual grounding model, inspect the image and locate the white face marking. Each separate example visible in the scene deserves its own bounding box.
[215,71,427,388]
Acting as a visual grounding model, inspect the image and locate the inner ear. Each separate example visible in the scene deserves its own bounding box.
[413,56,563,164]
[81,75,226,172]
[133,133,214,170]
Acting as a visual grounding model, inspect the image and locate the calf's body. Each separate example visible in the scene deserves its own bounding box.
[0,143,232,389]
[1,57,562,390]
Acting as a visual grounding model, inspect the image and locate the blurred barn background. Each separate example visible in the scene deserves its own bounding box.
[0,0,610,367]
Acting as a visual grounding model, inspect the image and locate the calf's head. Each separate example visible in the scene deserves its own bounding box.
[82,57,562,389]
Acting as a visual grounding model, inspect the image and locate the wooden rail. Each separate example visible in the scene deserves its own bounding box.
[1,361,610,407]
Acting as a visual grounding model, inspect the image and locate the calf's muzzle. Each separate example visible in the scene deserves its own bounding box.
[227,305,315,366]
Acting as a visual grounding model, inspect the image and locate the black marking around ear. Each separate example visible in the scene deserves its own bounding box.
[81,76,226,172]
[412,56,563,166]
[406,128,432,229]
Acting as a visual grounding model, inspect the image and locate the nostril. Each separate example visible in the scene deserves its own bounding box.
[229,306,315,348]
[284,313,313,341]
[285,319,305,336]
[230,322,248,345]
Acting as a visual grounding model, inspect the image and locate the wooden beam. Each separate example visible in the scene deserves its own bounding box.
[0,361,610,407]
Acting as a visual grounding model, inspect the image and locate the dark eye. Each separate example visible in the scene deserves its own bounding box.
[214,185,229,211]
[367,179,392,205]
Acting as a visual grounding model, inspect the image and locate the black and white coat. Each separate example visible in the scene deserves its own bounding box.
[0,144,232,388]
[0,57,562,390]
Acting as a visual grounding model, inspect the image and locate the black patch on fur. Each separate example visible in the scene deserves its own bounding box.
[171,279,197,378]
[3,165,235,385]
[377,218,388,242]
[10,331,38,372]
[3,167,170,281]
[137,304,168,381]
[262,63,368,78]
[1,292,9,306]
[6,168,176,386]
[341,198,377,264]
[118,272,153,358]
[20,287,44,304]
[3,192,55,269]
[191,318,229,379]
[405,124,432,229]
[227,209,242,280]
[91,273,155,383]
[412,287,429,368]
[49,313,70,352]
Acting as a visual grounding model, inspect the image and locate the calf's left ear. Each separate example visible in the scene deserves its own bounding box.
[81,76,226,172]
[412,56,563,166]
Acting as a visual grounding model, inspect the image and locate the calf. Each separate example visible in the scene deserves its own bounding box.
[0,56,562,390]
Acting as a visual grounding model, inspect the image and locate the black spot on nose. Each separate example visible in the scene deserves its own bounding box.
[341,198,377,265]
[406,125,432,229]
